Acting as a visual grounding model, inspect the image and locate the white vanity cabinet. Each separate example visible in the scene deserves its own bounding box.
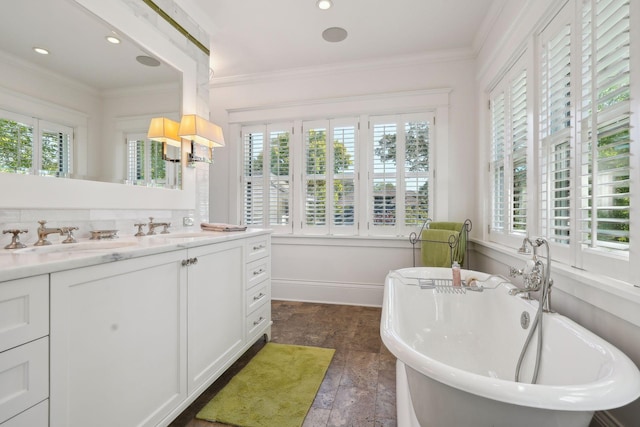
[50,250,188,427]
[244,236,271,342]
[45,231,272,427]
[0,275,49,427]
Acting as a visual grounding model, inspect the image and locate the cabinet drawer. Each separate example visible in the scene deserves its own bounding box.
[245,236,270,263]
[245,258,270,290]
[246,281,270,315]
[0,337,49,424]
[1,399,48,427]
[0,276,49,353]
[246,304,271,341]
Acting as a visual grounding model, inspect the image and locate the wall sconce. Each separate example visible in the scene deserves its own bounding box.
[147,117,181,162]
[178,114,225,165]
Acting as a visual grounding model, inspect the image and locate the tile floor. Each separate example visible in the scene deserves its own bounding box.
[170,300,397,427]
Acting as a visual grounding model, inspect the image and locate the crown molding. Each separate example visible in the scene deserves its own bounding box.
[210,47,476,88]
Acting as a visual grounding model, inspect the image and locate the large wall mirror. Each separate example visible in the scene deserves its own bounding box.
[0,0,198,209]
[0,0,182,188]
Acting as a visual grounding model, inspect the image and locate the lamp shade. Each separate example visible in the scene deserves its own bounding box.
[178,114,225,148]
[147,117,181,147]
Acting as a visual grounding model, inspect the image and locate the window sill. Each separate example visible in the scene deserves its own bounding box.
[472,239,640,328]
[272,233,413,249]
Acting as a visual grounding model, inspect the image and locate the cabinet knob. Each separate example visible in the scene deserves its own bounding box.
[253,292,265,301]
[252,244,265,251]
[253,316,265,326]
[182,257,199,266]
[253,268,264,276]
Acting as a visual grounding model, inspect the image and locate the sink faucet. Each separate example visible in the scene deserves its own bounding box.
[35,220,64,246]
[147,217,171,235]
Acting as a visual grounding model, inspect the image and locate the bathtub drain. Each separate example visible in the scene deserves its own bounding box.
[520,311,530,329]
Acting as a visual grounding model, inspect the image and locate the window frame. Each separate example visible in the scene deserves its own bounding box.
[241,122,294,233]
[368,112,434,237]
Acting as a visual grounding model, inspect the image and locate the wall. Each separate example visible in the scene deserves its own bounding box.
[209,53,478,304]
[473,0,640,425]
[0,0,211,246]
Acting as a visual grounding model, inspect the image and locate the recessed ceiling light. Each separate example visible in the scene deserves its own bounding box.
[317,0,332,10]
[322,27,348,43]
[33,47,49,55]
[106,36,121,44]
[136,55,161,67]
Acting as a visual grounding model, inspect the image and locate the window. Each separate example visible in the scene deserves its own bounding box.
[303,119,357,235]
[539,17,573,248]
[370,114,432,236]
[487,0,634,279]
[239,109,436,237]
[490,63,528,241]
[0,109,73,177]
[242,124,292,232]
[126,133,180,187]
[579,0,631,254]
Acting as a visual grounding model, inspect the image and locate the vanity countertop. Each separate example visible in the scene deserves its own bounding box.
[0,228,271,282]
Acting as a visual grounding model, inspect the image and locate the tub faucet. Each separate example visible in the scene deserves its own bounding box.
[508,237,553,311]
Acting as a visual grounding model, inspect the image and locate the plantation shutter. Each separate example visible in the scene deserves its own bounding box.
[243,127,265,225]
[331,121,357,232]
[371,120,398,233]
[303,122,328,230]
[267,128,291,228]
[302,119,357,234]
[540,19,572,246]
[39,121,72,178]
[491,93,506,233]
[126,135,146,185]
[370,113,433,236]
[403,119,430,227]
[511,70,527,233]
[579,0,631,252]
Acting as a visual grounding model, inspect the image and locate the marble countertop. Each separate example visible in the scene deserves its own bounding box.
[0,228,271,283]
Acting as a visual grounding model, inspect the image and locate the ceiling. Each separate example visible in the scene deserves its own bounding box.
[0,1,500,90]
[180,0,501,78]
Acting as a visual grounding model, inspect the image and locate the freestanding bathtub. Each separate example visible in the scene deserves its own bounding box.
[381,267,640,427]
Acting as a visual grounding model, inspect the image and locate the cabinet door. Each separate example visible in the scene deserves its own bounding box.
[187,241,244,394]
[50,250,188,427]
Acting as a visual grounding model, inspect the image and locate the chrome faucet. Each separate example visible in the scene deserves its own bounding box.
[146,217,171,235]
[508,237,553,311]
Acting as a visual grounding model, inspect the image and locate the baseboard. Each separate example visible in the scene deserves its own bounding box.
[590,411,623,427]
[271,278,384,307]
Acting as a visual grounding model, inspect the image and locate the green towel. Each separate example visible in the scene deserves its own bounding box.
[428,222,462,231]
[421,229,459,267]
[421,221,467,267]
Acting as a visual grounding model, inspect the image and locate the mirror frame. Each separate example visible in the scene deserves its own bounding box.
[0,0,198,210]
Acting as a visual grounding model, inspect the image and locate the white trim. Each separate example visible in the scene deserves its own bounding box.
[227,89,450,124]
[272,234,412,249]
[272,279,383,307]
[213,51,473,89]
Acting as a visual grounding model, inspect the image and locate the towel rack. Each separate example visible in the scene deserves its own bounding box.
[408,218,472,268]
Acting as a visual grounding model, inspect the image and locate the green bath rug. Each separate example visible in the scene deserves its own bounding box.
[196,342,335,427]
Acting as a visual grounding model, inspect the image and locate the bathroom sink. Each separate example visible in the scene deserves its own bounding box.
[13,240,140,254]
[149,231,220,239]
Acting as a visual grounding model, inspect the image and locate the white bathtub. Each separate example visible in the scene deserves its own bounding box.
[381,267,640,427]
